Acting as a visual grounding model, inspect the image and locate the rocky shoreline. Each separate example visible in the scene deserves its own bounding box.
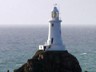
[14,50,82,72]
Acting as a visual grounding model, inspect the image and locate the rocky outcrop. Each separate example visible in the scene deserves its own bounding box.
[14,50,82,72]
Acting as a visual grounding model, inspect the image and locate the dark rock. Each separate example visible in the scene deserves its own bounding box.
[14,50,82,72]
[7,70,9,72]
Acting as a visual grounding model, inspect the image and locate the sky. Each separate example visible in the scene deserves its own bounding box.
[0,0,96,27]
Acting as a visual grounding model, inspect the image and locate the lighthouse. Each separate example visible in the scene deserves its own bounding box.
[14,6,82,72]
[39,6,66,51]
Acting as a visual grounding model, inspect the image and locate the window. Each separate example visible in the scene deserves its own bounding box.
[51,23,54,27]
[51,38,54,44]
[60,30,61,34]
[44,46,46,51]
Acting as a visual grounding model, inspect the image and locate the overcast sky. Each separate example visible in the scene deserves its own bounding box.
[0,0,96,27]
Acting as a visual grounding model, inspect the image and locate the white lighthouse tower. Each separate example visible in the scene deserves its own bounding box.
[39,6,66,51]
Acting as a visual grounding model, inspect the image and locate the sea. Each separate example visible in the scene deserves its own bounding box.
[0,26,96,72]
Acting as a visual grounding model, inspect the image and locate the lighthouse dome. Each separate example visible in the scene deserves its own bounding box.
[52,7,59,12]
[52,7,59,20]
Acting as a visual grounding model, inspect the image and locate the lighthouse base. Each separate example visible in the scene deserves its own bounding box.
[39,44,66,51]
[14,50,82,72]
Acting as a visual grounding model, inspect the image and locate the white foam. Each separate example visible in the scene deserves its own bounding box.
[80,53,87,55]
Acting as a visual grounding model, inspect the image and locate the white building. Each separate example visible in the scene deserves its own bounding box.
[39,6,66,51]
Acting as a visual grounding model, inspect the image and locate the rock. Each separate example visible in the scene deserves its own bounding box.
[7,70,9,72]
[14,50,82,72]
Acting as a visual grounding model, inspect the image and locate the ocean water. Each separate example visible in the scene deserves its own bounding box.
[0,26,96,72]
